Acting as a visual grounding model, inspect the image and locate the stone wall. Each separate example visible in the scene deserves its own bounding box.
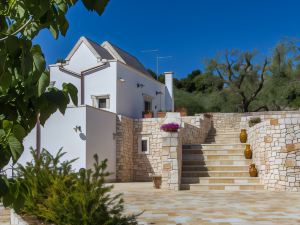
[116,115,212,190]
[116,115,134,182]
[247,113,300,191]
[181,115,212,144]
[132,118,164,181]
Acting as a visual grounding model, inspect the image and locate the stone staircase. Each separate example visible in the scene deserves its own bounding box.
[181,127,263,191]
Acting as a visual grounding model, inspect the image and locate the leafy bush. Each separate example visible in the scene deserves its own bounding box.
[15,148,138,225]
[248,117,262,127]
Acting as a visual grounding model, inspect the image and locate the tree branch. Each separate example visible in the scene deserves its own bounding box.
[254,105,269,112]
[249,59,268,103]
[0,17,32,41]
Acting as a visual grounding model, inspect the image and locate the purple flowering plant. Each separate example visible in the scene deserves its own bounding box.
[160,123,180,132]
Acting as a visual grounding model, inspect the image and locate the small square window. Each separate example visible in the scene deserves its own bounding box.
[138,136,150,154]
[98,98,107,108]
[141,140,148,152]
[92,95,110,109]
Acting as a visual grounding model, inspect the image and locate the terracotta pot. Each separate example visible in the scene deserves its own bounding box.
[152,176,162,189]
[244,144,252,159]
[162,128,178,132]
[143,111,153,118]
[240,129,247,143]
[249,164,258,177]
[157,112,166,118]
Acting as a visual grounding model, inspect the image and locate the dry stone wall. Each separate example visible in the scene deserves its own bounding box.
[248,113,300,191]
[116,115,134,182]
[181,115,212,144]
[132,118,164,181]
[116,115,212,190]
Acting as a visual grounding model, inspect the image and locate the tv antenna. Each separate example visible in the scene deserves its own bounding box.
[141,49,172,76]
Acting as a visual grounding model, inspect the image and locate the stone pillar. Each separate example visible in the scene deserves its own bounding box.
[161,131,182,190]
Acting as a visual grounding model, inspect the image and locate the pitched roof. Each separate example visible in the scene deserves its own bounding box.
[84,38,114,60]
[82,37,152,78]
[103,41,151,78]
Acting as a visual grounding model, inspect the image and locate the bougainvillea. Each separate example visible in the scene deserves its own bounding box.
[160,123,180,132]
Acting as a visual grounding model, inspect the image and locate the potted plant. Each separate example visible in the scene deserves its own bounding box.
[160,123,180,132]
[175,107,187,117]
[157,110,167,118]
[142,111,153,118]
[248,117,261,127]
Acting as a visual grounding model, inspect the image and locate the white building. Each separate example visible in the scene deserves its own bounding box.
[19,37,174,180]
[50,36,174,118]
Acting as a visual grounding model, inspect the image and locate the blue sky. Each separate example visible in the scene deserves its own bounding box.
[35,0,300,78]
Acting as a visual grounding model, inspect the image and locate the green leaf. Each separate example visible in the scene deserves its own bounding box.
[0,176,9,197]
[3,120,12,133]
[49,24,58,39]
[13,124,26,141]
[2,192,14,207]
[63,83,78,105]
[0,72,12,92]
[38,72,50,96]
[0,129,5,139]
[8,135,24,163]
[81,0,110,15]
[31,45,46,74]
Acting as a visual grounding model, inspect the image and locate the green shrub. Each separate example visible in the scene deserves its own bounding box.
[248,117,262,127]
[16,148,138,225]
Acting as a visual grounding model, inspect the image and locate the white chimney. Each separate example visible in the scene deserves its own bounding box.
[164,71,174,112]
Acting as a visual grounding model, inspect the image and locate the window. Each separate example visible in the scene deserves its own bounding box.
[138,136,150,154]
[141,140,148,152]
[98,98,107,108]
[92,95,110,109]
[143,94,153,112]
[144,100,151,112]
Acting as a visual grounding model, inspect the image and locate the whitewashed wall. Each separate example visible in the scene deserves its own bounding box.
[84,62,117,113]
[20,106,87,169]
[116,62,165,118]
[19,106,117,180]
[65,42,98,72]
[86,106,116,180]
[49,66,81,106]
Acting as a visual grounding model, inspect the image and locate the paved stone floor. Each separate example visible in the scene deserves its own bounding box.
[111,182,300,225]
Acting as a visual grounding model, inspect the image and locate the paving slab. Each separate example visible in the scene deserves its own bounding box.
[111,182,300,225]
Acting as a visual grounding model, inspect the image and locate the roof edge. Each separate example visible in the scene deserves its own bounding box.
[65,36,102,61]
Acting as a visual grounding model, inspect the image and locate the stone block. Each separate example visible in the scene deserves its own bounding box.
[162,147,170,156]
[163,163,172,171]
[162,137,171,146]
[285,143,300,153]
[264,136,273,143]
[270,119,279,125]
[285,159,296,167]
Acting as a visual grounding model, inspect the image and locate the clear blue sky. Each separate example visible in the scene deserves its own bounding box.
[35,0,300,78]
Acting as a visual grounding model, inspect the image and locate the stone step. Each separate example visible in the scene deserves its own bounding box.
[182,159,251,166]
[207,131,240,135]
[183,149,243,155]
[205,138,240,142]
[183,144,247,150]
[188,184,264,191]
[208,129,239,133]
[182,165,249,172]
[182,171,250,177]
[183,154,245,161]
[181,177,260,184]
[205,137,240,142]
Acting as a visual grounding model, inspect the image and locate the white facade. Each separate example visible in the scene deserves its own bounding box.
[49,36,173,118]
[21,106,116,180]
[20,37,174,177]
